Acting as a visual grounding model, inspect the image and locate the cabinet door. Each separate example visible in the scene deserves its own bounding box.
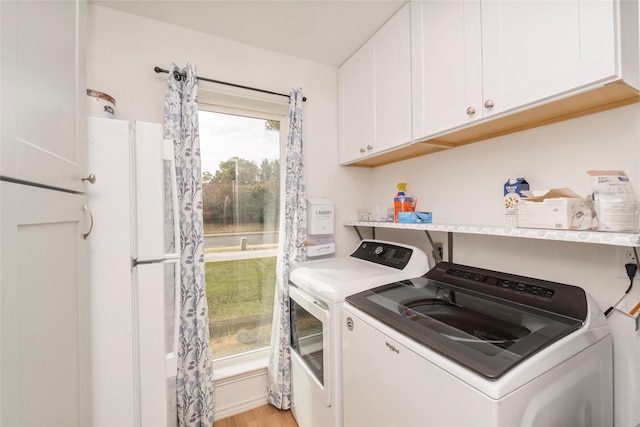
[371,3,412,152]
[1,182,91,426]
[338,45,372,164]
[339,4,412,164]
[0,0,87,192]
[411,1,483,138]
[481,0,616,114]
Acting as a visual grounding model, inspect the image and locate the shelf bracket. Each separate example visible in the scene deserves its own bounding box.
[424,230,442,264]
[424,230,454,264]
[352,225,376,240]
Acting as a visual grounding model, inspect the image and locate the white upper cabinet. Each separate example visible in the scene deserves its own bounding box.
[339,44,371,163]
[1,0,87,192]
[481,0,617,113]
[411,1,483,137]
[370,4,412,155]
[412,0,633,140]
[339,4,412,165]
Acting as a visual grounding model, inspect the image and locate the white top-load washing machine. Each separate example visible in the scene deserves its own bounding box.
[289,240,430,427]
[342,262,613,427]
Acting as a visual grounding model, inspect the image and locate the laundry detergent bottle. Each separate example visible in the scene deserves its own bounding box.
[394,182,415,222]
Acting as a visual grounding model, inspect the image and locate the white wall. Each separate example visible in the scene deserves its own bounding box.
[87,4,640,425]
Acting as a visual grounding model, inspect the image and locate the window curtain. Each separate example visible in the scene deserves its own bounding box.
[163,63,215,427]
[267,88,307,410]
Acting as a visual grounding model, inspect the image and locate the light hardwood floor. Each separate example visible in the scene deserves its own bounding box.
[214,405,298,427]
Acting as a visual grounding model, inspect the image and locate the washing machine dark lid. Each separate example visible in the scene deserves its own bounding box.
[345,262,587,379]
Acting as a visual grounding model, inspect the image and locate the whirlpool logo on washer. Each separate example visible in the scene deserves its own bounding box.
[385,342,400,354]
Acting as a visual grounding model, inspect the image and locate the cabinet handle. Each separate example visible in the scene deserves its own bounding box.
[484,100,495,109]
[81,173,96,184]
[360,148,366,154]
[366,145,373,151]
[466,107,476,115]
[83,204,94,240]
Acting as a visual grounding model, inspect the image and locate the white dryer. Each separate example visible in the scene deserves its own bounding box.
[342,262,613,426]
[289,240,430,427]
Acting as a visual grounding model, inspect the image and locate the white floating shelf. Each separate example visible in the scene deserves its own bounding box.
[343,221,640,247]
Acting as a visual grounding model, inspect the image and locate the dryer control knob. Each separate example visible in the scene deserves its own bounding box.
[374,246,384,255]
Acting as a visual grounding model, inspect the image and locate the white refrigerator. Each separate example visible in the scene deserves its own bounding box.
[87,117,180,427]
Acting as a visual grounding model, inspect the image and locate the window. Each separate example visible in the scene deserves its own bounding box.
[199,107,283,360]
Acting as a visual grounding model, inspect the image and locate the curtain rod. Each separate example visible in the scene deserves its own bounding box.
[154,66,307,102]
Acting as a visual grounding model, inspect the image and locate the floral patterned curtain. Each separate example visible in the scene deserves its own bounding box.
[267,88,307,410]
[163,63,215,427]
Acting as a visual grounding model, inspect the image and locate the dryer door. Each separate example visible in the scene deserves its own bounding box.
[289,285,331,406]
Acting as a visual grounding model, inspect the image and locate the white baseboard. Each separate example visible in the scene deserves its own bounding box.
[215,395,268,420]
[214,367,269,421]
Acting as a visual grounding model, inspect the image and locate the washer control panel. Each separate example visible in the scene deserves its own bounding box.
[446,267,556,299]
[350,241,414,269]
[428,262,587,322]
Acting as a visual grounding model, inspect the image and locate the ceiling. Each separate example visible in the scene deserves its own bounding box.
[92,0,408,67]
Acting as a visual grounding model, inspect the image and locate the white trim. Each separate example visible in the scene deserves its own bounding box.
[213,364,270,420]
[198,88,289,117]
[213,347,270,380]
[205,248,277,263]
[214,367,268,421]
[215,392,268,421]
[210,330,271,420]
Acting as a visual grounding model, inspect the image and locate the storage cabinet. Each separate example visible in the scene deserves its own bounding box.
[338,45,370,163]
[341,0,638,168]
[481,0,618,113]
[411,0,483,137]
[412,0,620,138]
[0,0,87,192]
[338,4,412,165]
[0,1,91,425]
[0,183,92,427]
